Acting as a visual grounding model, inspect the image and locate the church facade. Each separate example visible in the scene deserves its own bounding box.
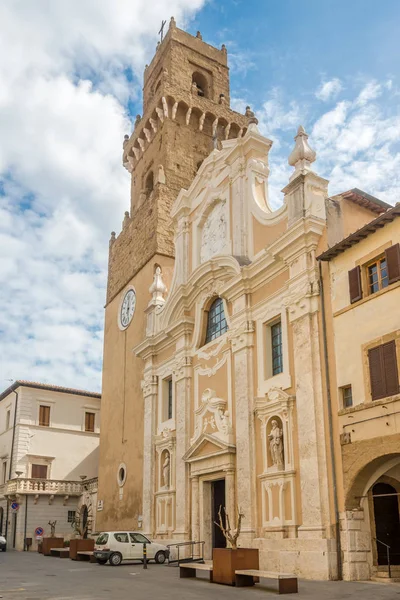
[96,19,398,580]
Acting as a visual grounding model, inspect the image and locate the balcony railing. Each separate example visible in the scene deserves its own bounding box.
[4,477,97,497]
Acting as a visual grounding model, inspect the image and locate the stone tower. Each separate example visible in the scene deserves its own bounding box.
[107,17,249,303]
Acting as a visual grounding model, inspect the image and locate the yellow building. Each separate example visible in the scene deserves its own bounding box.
[319,203,400,581]
[97,20,395,580]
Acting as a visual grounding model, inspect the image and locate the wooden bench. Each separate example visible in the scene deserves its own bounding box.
[180,562,213,582]
[50,547,70,558]
[76,551,97,563]
[235,570,298,594]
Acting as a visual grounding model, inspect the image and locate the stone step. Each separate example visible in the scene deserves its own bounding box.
[371,576,400,583]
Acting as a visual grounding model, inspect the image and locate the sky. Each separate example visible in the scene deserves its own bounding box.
[1,0,399,392]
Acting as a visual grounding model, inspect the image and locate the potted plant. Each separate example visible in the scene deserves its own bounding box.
[69,502,94,560]
[212,506,259,585]
[42,521,65,556]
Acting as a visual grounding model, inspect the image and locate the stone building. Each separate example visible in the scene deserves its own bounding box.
[0,381,100,550]
[96,20,395,579]
[319,203,400,580]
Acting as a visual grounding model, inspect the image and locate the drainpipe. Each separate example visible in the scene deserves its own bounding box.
[24,495,28,551]
[5,389,19,540]
[318,260,343,580]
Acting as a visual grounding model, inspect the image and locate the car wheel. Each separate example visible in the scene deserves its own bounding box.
[109,552,122,566]
[96,558,108,565]
[155,551,166,564]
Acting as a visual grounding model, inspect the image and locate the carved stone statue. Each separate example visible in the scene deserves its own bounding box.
[162,453,170,488]
[268,420,284,469]
[48,520,57,537]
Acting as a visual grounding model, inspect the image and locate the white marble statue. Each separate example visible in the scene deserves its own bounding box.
[268,419,284,469]
[162,453,170,488]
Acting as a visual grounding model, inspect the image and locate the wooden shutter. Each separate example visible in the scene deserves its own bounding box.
[382,340,399,397]
[85,412,95,432]
[369,346,385,400]
[31,464,47,479]
[348,266,362,303]
[39,405,50,426]
[385,243,400,284]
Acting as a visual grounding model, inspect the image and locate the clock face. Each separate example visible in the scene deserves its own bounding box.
[120,289,136,329]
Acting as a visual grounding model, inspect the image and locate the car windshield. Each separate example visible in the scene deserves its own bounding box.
[96,533,109,545]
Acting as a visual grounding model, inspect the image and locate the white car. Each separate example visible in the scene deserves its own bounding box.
[0,535,6,552]
[93,531,169,566]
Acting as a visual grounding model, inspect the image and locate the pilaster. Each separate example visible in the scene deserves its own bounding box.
[231,320,257,545]
[191,475,200,541]
[289,305,330,536]
[141,368,158,536]
[172,355,192,537]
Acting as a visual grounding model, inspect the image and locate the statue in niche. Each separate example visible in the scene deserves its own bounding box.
[162,453,170,489]
[268,419,284,469]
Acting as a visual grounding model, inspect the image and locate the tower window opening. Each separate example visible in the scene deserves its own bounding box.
[192,71,208,98]
[145,170,154,197]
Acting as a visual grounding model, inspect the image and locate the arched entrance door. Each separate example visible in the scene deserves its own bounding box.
[373,482,400,565]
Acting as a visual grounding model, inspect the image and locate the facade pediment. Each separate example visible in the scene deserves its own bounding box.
[183,433,236,463]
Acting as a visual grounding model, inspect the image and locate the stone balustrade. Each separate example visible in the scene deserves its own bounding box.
[4,477,97,497]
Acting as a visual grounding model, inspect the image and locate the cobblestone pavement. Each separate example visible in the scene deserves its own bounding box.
[1,551,400,600]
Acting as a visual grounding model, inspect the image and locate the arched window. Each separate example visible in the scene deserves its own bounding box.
[205,298,228,344]
[192,71,208,98]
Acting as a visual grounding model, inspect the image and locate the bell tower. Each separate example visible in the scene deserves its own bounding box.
[97,19,254,534]
[107,17,250,303]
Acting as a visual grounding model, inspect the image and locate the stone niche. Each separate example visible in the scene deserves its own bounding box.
[255,388,297,534]
[154,432,175,536]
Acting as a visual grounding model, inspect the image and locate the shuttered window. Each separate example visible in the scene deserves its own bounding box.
[368,341,399,400]
[385,243,400,284]
[348,266,362,303]
[31,464,48,479]
[39,405,50,427]
[85,412,95,432]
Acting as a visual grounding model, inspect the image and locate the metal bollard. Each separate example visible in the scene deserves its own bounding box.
[143,542,147,569]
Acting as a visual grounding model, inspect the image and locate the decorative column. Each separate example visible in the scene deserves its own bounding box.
[231,321,257,546]
[173,355,192,539]
[141,368,158,536]
[191,475,200,541]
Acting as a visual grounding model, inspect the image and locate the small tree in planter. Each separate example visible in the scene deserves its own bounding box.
[69,501,95,560]
[212,506,259,586]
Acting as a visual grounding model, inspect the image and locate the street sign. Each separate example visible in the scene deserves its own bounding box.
[10,501,19,512]
[35,527,44,537]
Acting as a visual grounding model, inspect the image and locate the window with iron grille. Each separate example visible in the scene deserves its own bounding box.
[271,321,283,376]
[67,510,76,523]
[205,298,228,344]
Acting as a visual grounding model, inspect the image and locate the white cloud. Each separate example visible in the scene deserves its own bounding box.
[0,0,205,391]
[316,78,343,102]
[356,81,382,106]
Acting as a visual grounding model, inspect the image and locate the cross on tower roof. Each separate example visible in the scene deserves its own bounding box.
[158,19,167,42]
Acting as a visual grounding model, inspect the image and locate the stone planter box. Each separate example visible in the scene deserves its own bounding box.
[42,537,64,556]
[213,548,259,585]
[69,538,94,560]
